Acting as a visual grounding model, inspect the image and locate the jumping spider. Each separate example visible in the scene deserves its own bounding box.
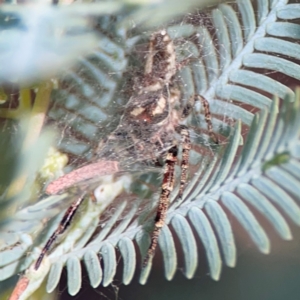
[34,29,218,270]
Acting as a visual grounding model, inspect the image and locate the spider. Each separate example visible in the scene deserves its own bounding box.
[34,29,218,270]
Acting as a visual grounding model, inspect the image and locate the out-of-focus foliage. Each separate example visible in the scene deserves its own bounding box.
[0,0,221,85]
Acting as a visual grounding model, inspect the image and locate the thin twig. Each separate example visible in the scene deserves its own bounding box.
[9,275,29,300]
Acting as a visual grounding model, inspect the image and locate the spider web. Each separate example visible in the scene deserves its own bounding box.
[44,11,225,209]
[34,11,227,289]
